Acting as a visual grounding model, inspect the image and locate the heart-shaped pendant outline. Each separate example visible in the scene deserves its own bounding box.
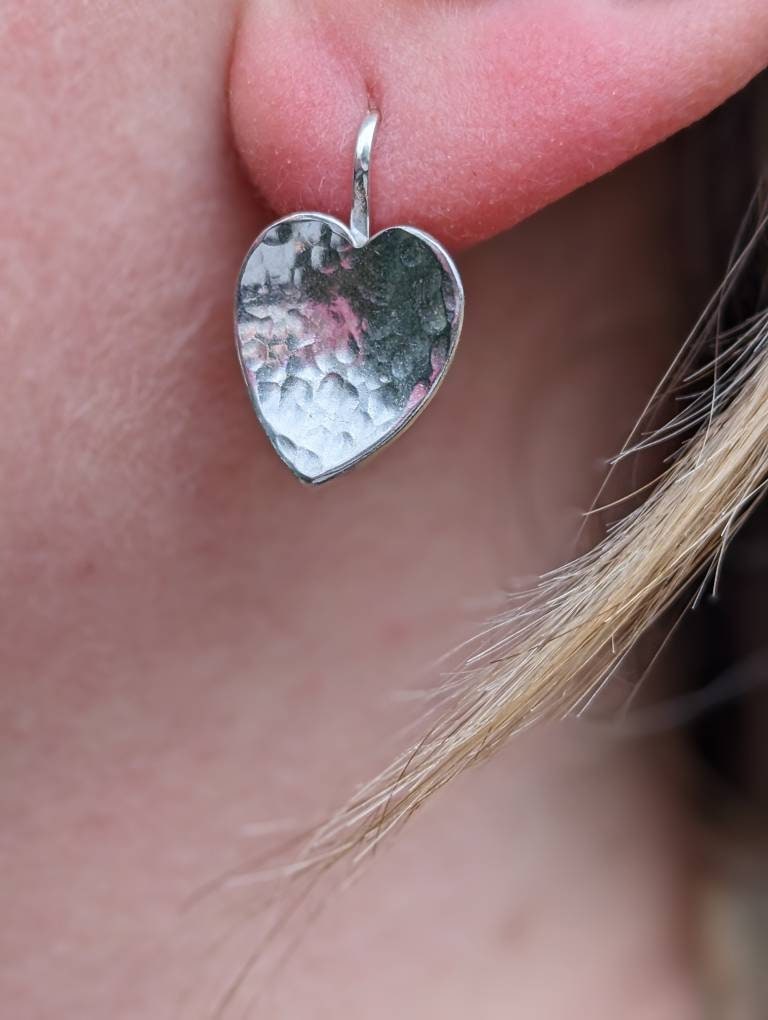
[234,211,464,485]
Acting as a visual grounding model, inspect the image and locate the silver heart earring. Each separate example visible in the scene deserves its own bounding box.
[234,110,464,485]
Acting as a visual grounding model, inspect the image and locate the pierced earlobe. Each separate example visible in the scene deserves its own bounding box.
[230,0,768,250]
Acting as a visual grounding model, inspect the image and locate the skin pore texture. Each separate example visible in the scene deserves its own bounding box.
[0,1,766,1017]
[231,0,768,248]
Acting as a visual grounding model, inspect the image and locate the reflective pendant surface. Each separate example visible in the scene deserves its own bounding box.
[234,113,464,484]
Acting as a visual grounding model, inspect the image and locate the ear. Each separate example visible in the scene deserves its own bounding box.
[230,0,768,250]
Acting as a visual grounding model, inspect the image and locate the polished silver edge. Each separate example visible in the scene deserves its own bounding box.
[234,212,465,486]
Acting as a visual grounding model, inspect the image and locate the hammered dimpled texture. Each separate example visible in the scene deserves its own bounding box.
[235,215,463,483]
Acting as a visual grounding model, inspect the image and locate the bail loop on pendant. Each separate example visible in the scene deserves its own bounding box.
[349,109,380,246]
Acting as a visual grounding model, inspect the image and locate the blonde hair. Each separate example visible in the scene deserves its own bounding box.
[205,82,768,1020]
[286,137,768,881]
[294,245,768,877]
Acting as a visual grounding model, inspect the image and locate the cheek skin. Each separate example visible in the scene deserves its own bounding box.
[0,1,752,1017]
[0,75,693,1012]
[0,0,258,661]
[230,0,768,248]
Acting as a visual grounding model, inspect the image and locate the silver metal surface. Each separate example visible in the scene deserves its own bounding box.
[234,112,464,485]
[349,109,379,246]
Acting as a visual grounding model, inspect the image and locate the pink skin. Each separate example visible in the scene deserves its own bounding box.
[0,1,766,1018]
[231,0,768,248]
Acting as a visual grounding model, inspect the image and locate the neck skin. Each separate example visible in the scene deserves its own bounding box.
[1,4,697,1016]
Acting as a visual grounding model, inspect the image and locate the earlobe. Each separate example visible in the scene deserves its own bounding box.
[230,0,768,250]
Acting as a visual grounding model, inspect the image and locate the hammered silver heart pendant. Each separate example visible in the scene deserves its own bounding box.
[234,112,464,484]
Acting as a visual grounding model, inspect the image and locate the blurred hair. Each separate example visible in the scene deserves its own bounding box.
[287,73,768,877]
[208,71,768,1020]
